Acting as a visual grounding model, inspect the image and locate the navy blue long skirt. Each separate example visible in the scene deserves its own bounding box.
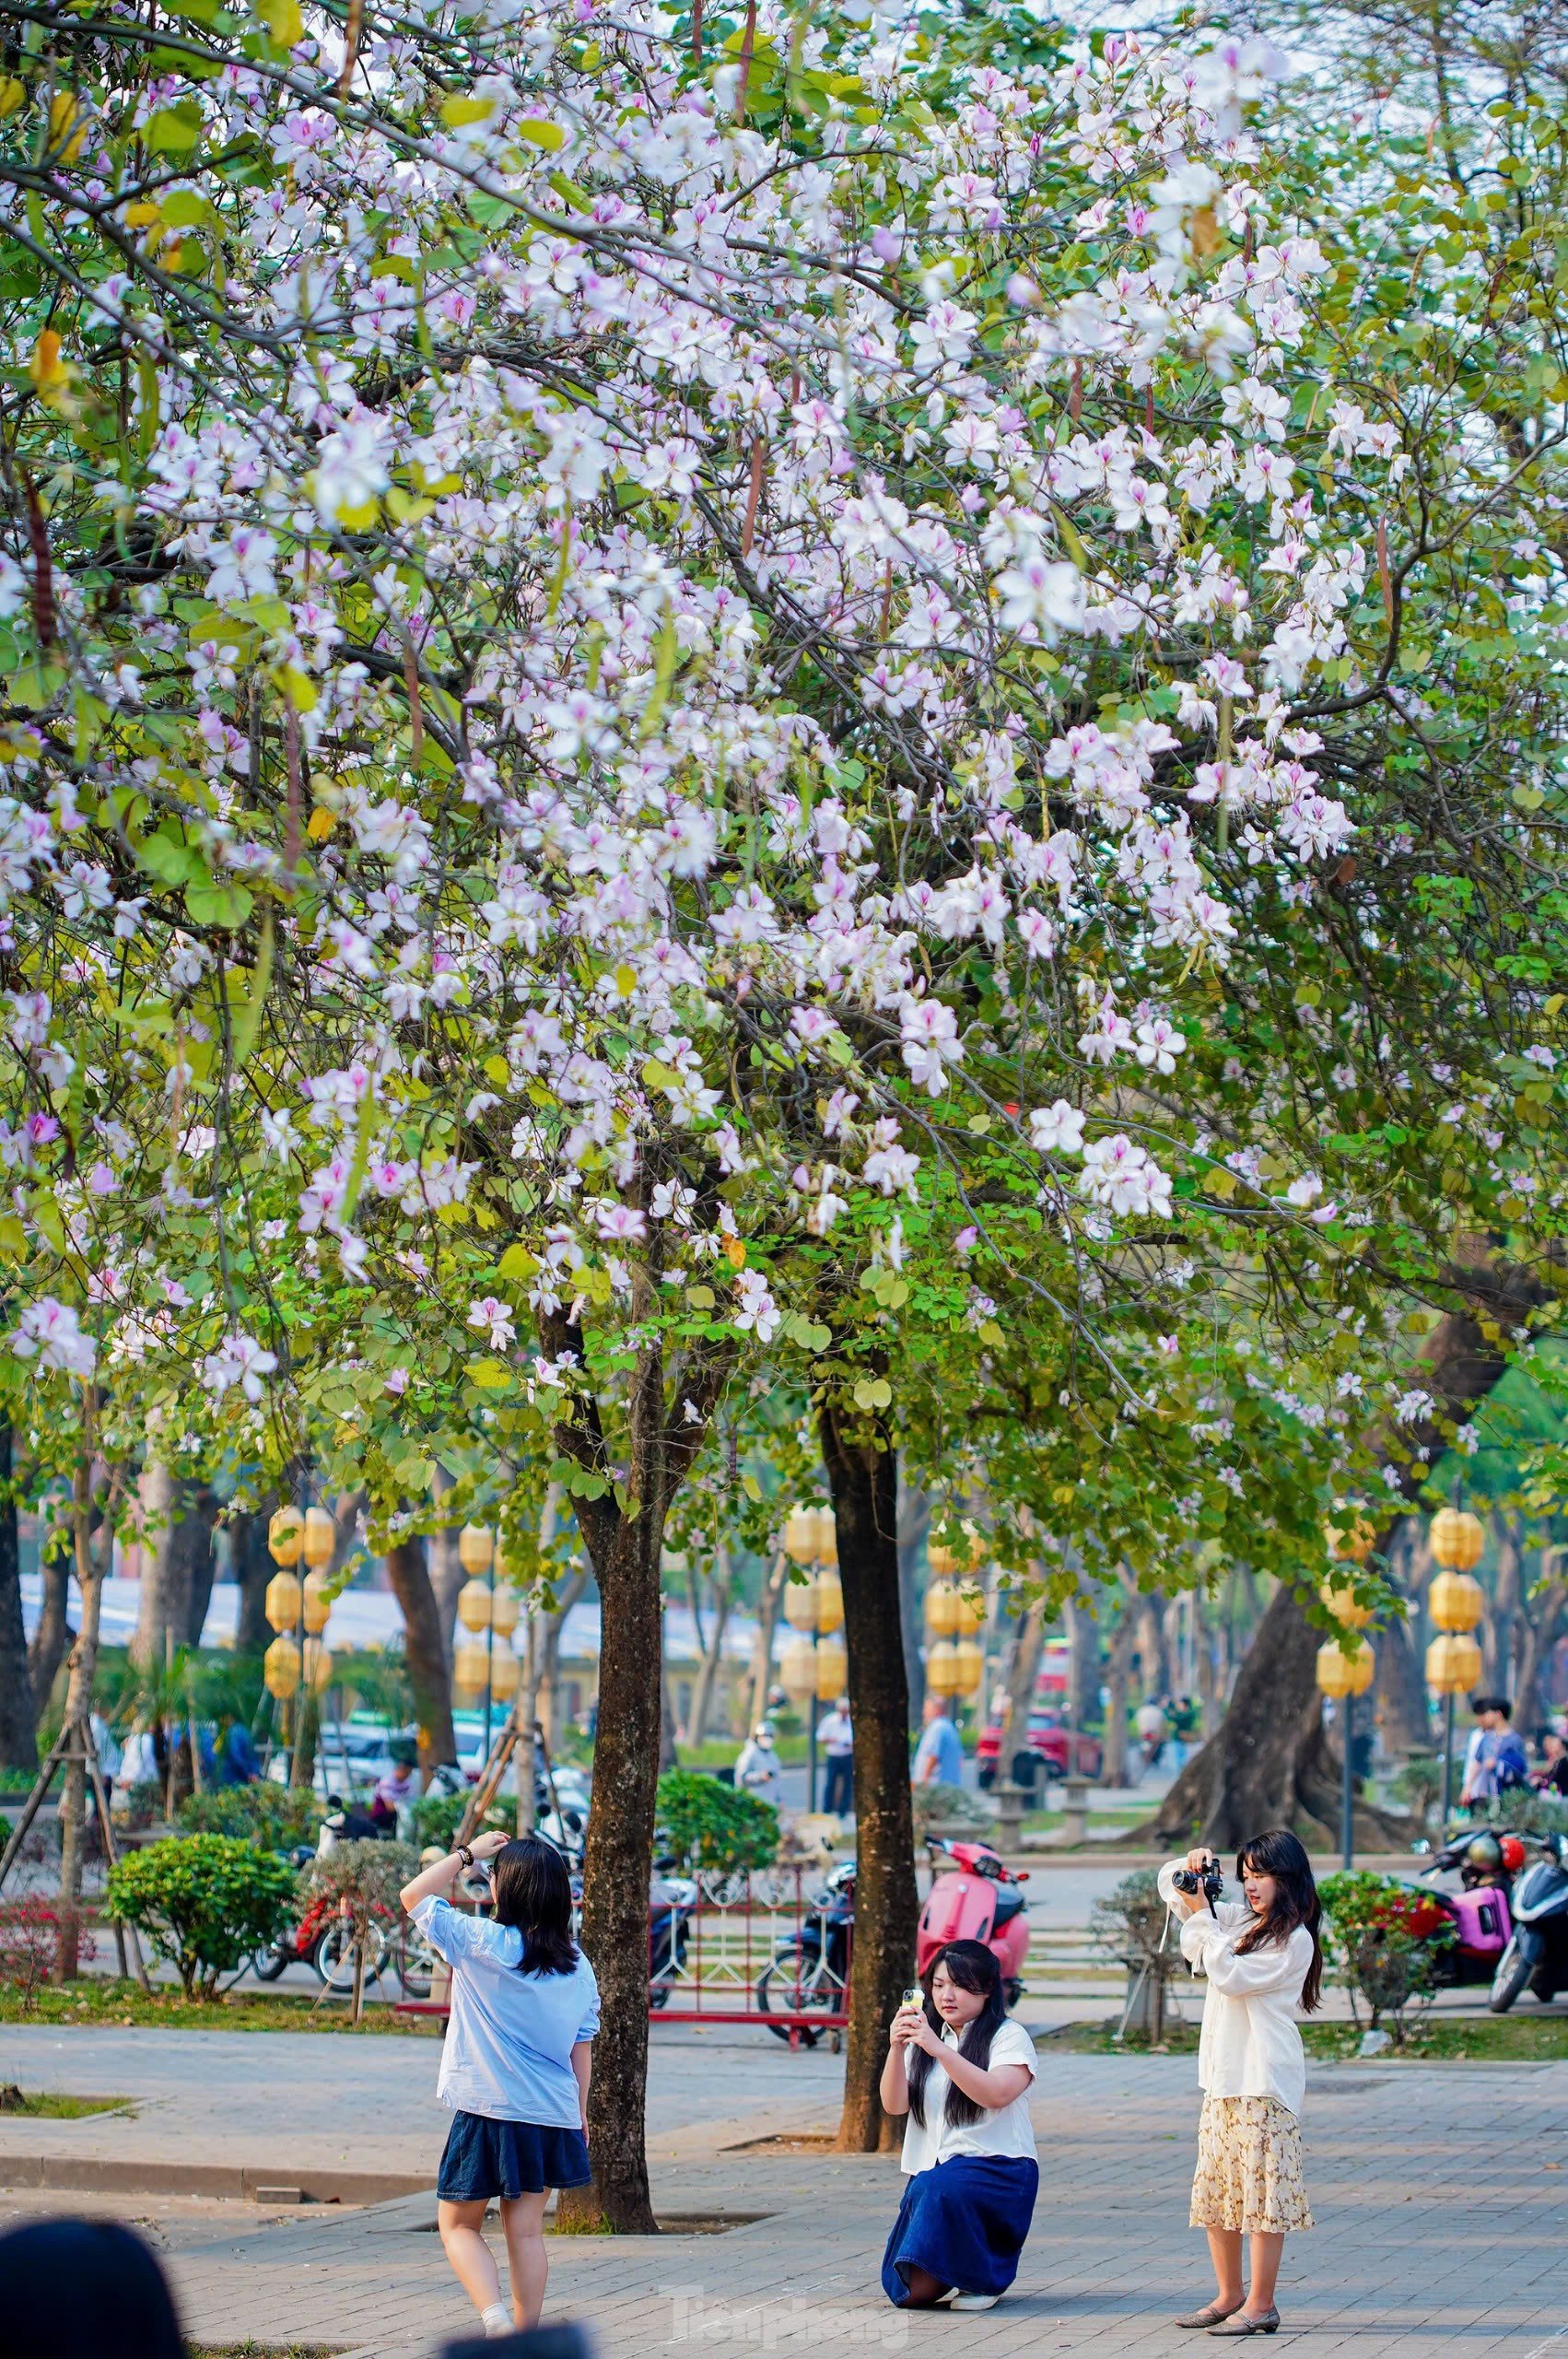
[881,2154,1039,2304]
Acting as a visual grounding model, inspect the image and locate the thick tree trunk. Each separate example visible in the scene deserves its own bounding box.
[820,1398,919,2155]
[895,1469,930,1720]
[54,1437,106,1983]
[182,1490,218,1649]
[0,1421,35,1769]
[29,1543,73,1721]
[1099,1607,1139,1789]
[428,1463,464,1674]
[231,1507,275,1652]
[132,1462,187,1672]
[384,1536,459,1776]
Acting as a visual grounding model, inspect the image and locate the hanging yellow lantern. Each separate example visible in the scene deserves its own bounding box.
[490,1584,521,1640]
[457,1578,494,1633]
[929,1520,982,1582]
[815,1567,844,1634]
[953,1637,986,1697]
[1430,1508,1485,1572]
[952,1587,985,1637]
[926,1639,962,1696]
[452,1637,490,1700]
[925,1581,961,1637]
[301,1506,335,1568]
[783,1506,819,1567]
[812,1508,838,1569]
[1426,1630,1483,1695]
[1320,1581,1374,1631]
[263,1634,300,1698]
[814,1634,848,1700]
[264,1569,302,1635]
[1429,1568,1485,1634]
[1324,1513,1376,1565]
[267,1507,303,1567]
[302,1569,332,1635]
[459,1522,495,1576]
[1316,1638,1374,1699]
[303,1637,334,1695]
[778,1635,819,1706]
[489,1637,520,1699]
[783,1575,820,1632]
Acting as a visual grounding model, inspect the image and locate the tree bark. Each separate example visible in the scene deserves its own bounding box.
[182,1490,219,1649]
[384,1535,459,1777]
[28,1542,73,1726]
[895,1468,930,1720]
[131,1462,187,1673]
[748,1549,788,1731]
[1001,1596,1046,1759]
[1099,1602,1139,1789]
[0,1420,35,1769]
[819,1396,919,2155]
[231,1507,275,1652]
[1152,1264,1543,1847]
[54,1428,110,1982]
[428,1462,464,1674]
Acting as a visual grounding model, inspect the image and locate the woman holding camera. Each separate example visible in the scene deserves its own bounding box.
[877,1939,1039,2310]
[1159,1831,1322,2337]
[400,1832,597,2341]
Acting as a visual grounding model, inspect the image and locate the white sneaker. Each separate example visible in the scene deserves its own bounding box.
[950,2293,1001,2312]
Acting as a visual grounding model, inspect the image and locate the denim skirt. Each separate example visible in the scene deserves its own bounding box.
[882,2154,1039,2303]
[437,2109,591,2201]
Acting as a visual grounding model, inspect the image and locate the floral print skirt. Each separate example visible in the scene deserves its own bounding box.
[1189,2095,1314,2235]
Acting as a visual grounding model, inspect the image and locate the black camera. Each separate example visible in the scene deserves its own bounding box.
[1171,1861,1223,1913]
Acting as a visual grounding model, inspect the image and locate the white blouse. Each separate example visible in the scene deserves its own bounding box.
[899,2017,1038,2176]
[1156,1862,1314,2118]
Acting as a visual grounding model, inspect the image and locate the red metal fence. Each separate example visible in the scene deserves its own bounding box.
[650,1866,851,2044]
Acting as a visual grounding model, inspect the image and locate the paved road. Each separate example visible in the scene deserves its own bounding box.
[5,2040,1559,2359]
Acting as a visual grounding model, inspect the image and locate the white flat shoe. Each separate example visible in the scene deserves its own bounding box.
[950,2294,1001,2311]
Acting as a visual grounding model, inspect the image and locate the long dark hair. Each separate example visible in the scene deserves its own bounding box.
[906,1940,1007,2130]
[0,2218,183,2359]
[1235,1828,1323,2013]
[491,1836,579,1976]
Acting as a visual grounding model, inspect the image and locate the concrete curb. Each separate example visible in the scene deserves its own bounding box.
[0,2154,434,2204]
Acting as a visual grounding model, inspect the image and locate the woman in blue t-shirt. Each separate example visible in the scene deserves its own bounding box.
[400,1832,599,2341]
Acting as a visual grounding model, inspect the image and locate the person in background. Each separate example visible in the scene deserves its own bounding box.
[1530,1729,1568,1797]
[88,1710,121,1813]
[1461,1696,1529,1804]
[818,1696,854,1817]
[216,1712,261,1786]
[0,2217,183,2359]
[373,1738,422,1832]
[1136,1696,1169,1777]
[734,1720,783,1813]
[913,1693,965,1788]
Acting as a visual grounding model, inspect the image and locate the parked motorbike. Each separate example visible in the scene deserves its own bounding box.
[1489,1831,1568,2012]
[756,1859,855,2045]
[1405,1828,1524,1989]
[649,1856,697,2008]
[252,1838,430,1995]
[916,1837,1031,2008]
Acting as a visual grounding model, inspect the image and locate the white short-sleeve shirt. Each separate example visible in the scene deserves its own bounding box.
[899,2018,1038,2175]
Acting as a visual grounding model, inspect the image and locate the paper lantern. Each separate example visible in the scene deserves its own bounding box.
[783,1576,820,1632]
[267,1507,303,1567]
[489,1637,520,1699]
[303,1637,334,1695]
[459,1522,495,1576]
[815,1567,844,1634]
[813,1508,838,1569]
[457,1578,493,1633]
[929,1521,982,1582]
[263,1634,300,1698]
[927,1639,961,1696]
[301,1506,335,1568]
[814,1635,848,1700]
[1320,1581,1374,1631]
[1426,1630,1483,1696]
[1316,1638,1374,1700]
[1429,1568,1484,1634]
[264,1570,301,1635]
[783,1506,819,1567]
[953,1637,985,1697]
[925,1581,961,1637]
[490,1584,521,1640]
[778,1635,819,1706]
[302,1569,332,1635]
[952,1586,984,1637]
[1324,1514,1375,1564]
[1430,1508,1485,1572]
[452,1637,490,1700]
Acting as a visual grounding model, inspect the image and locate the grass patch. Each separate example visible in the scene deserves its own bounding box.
[0,2084,132,2118]
[188,2345,345,2357]
[1036,2013,1568,2062]
[0,1982,440,2036]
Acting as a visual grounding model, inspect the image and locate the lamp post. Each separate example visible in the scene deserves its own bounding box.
[781,1507,843,1811]
[1426,1505,1486,1825]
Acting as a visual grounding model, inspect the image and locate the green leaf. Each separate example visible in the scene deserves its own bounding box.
[467,1357,513,1390]
[184,881,254,929]
[518,119,568,150]
[146,100,205,155]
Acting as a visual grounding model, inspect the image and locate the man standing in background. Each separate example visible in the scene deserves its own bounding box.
[818,1696,854,1816]
[912,1693,965,1788]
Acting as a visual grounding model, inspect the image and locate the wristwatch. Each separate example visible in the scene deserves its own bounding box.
[456,1844,474,1868]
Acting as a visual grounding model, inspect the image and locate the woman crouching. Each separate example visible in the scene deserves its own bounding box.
[1159,1830,1322,2337]
[878,1940,1038,2312]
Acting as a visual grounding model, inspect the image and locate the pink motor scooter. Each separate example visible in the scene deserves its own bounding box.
[916,1837,1031,2008]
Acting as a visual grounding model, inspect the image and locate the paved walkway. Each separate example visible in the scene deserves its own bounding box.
[1,2024,1562,2357]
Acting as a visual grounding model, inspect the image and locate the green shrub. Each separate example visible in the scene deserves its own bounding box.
[106,1835,298,1998]
[1464,1790,1568,1837]
[410,1789,512,1853]
[1319,1870,1453,2042]
[911,1780,989,1831]
[654,1769,778,1872]
[1091,1869,1180,1978]
[179,1784,321,1851]
[302,1838,421,1920]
